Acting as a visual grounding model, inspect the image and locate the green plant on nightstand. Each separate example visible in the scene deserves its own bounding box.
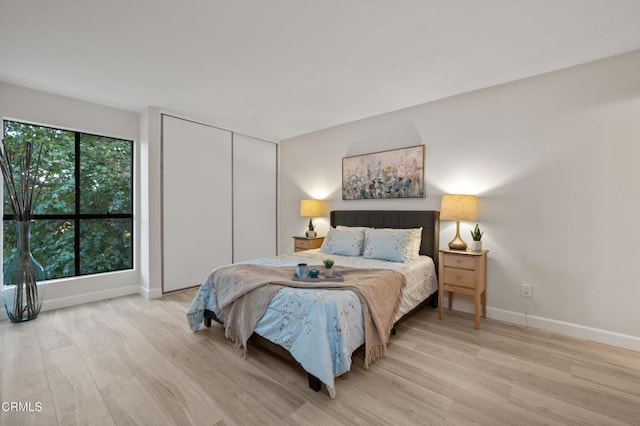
[470,224,483,252]
[471,224,483,241]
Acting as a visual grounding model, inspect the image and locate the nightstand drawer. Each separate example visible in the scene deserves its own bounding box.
[295,239,314,250]
[293,236,324,252]
[443,267,476,288]
[443,253,476,269]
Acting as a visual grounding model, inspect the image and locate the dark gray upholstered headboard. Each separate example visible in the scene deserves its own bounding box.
[330,210,440,271]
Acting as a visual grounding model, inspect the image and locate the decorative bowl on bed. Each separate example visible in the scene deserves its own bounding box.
[308,269,320,278]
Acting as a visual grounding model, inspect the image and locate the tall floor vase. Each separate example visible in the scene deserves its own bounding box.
[2,221,46,322]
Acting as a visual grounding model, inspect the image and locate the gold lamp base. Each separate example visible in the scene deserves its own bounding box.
[448,220,468,250]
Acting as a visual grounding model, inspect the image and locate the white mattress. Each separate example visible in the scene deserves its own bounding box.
[286,249,438,321]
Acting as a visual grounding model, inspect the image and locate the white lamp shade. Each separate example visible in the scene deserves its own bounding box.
[440,194,478,221]
[300,199,325,217]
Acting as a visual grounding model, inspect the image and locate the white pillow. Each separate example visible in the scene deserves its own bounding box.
[336,226,372,254]
[406,227,423,260]
[363,228,422,262]
[371,227,422,260]
[320,227,366,256]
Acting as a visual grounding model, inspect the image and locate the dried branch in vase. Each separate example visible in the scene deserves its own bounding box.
[0,138,47,221]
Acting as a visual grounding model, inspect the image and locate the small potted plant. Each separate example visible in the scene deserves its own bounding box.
[306,219,316,238]
[323,258,335,278]
[470,224,484,252]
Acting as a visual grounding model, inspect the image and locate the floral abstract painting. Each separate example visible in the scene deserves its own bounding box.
[342,145,424,200]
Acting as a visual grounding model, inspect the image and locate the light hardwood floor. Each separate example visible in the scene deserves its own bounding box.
[1,289,639,425]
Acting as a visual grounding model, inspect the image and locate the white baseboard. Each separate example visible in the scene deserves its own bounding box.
[0,285,140,321]
[448,298,640,353]
[139,286,163,299]
[41,285,141,312]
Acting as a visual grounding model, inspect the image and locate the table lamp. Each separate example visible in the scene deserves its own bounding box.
[300,199,324,237]
[440,194,477,250]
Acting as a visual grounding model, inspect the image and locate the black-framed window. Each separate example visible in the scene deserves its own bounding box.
[2,120,133,279]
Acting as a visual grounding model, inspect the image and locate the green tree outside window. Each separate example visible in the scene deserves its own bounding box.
[2,120,133,279]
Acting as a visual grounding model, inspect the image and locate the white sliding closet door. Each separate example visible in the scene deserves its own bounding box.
[233,134,277,262]
[162,115,233,292]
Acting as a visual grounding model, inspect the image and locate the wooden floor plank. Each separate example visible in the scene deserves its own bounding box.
[43,345,110,425]
[100,376,175,425]
[508,385,630,426]
[36,308,76,354]
[70,326,134,390]
[87,416,117,426]
[2,323,49,402]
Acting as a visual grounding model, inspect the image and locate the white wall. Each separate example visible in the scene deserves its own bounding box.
[279,50,640,351]
[0,82,142,313]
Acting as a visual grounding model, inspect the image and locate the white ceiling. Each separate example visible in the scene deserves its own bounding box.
[1,1,640,141]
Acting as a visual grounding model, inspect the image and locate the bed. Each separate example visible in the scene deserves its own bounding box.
[186,210,440,398]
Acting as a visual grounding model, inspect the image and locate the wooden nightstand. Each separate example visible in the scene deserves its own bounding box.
[293,236,325,252]
[438,249,488,329]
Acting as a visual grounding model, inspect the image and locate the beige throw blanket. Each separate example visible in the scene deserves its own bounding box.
[211,264,406,367]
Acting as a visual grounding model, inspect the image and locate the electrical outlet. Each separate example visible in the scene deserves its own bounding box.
[521,283,532,298]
